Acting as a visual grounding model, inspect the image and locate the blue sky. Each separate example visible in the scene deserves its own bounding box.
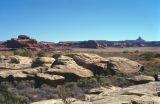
[0,0,159,42]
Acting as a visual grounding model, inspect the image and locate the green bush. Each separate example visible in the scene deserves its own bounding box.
[78,77,99,89]
[52,54,61,59]
[141,51,155,60]
[36,51,46,57]
[122,50,129,54]
[97,76,111,86]
[14,49,31,57]
[10,58,20,64]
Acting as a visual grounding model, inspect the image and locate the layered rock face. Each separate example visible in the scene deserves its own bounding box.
[2,35,55,51]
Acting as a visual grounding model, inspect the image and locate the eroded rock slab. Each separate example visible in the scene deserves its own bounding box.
[49,55,93,78]
[106,57,143,74]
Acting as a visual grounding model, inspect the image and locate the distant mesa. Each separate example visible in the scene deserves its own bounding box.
[0,35,160,51]
[0,35,55,51]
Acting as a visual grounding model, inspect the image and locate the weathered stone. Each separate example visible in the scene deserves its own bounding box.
[49,55,93,78]
[0,56,33,69]
[34,57,55,67]
[31,99,64,104]
[131,95,160,104]
[0,63,32,70]
[67,53,104,66]
[9,55,32,65]
[0,70,27,79]
[68,53,143,75]
[106,57,143,74]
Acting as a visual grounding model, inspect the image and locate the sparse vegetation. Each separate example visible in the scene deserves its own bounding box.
[10,58,20,64]
[140,51,155,60]
[36,51,46,57]
[14,49,31,57]
[0,84,21,104]
[52,54,61,59]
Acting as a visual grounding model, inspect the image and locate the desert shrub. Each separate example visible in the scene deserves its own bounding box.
[78,77,100,89]
[10,58,20,64]
[134,50,139,53]
[57,85,70,104]
[17,95,29,104]
[64,82,84,99]
[153,53,160,58]
[122,50,129,54]
[0,84,21,104]
[36,51,46,57]
[14,49,31,57]
[140,51,156,60]
[52,54,61,59]
[0,58,3,63]
[110,76,133,87]
[57,82,84,104]
[96,76,111,86]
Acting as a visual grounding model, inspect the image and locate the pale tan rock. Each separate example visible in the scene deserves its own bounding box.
[36,73,65,81]
[31,99,64,104]
[67,53,105,66]
[106,57,143,73]
[0,70,27,78]
[35,57,55,67]
[0,55,32,69]
[131,95,160,104]
[49,55,93,78]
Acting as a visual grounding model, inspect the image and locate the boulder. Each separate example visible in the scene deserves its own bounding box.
[67,53,104,66]
[106,57,143,74]
[49,55,93,78]
[67,53,108,74]
[52,55,74,65]
[67,53,143,75]
[34,57,55,67]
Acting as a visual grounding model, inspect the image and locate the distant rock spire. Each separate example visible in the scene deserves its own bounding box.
[136,36,145,42]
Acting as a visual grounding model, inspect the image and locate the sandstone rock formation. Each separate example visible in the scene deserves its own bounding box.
[67,53,143,75]
[0,53,143,82]
[0,55,32,69]
[34,57,55,67]
[49,55,94,78]
[106,57,144,74]
[1,53,157,104]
